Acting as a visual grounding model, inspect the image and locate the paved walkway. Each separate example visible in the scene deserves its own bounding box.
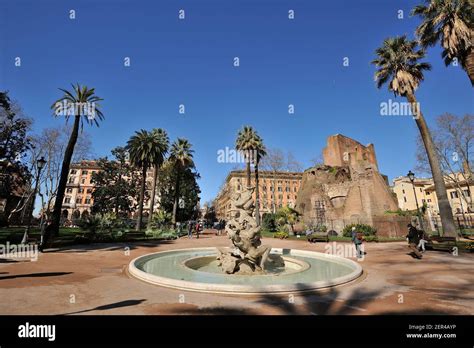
[1,230,473,315]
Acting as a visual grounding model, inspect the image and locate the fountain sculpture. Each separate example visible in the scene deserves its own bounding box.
[216,186,284,275]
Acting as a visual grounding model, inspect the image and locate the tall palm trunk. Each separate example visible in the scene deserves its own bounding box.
[246,152,251,187]
[136,166,147,231]
[463,47,474,86]
[172,170,181,226]
[255,160,260,226]
[47,115,80,237]
[407,93,456,237]
[147,166,158,228]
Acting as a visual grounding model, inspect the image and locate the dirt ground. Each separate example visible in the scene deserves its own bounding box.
[1,230,473,315]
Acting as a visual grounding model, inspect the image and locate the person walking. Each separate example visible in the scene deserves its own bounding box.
[351,226,364,259]
[187,221,193,239]
[406,223,423,259]
[195,222,200,239]
[417,229,428,253]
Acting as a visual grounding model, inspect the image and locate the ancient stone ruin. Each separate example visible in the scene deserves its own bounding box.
[295,134,399,234]
[217,186,284,275]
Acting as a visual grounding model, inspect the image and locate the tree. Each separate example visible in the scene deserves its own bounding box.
[91,147,141,216]
[236,126,258,187]
[29,126,92,220]
[126,130,165,231]
[415,113,473,215]
[253,134,266,226]
[157,159,200,223]
[372,36,456,237]
[147,129,169,228]
[0,91,33,226]
[412,0,474,85]
[169,138,195,225]
[43,84,104,247]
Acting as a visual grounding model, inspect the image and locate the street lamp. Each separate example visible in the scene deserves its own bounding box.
[407,170,424,231]
[21,156,47,244]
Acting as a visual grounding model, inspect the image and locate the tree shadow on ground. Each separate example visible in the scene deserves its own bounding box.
[0,271,72,280]
[63,299,146,315]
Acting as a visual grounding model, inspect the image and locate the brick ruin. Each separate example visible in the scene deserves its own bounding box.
[295,134,404,236]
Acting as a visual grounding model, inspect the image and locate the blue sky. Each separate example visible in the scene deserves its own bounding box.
[1,0,472,204]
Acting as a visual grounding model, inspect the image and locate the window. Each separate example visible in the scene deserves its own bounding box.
[287,195,290,200]
[294,187,297,192]
[278,187,282,192]
[78,188,84,194]
[426,191,430,195]
[85,198,91,204]
[427,199,431,202]
[66,188,73,193]
[295,195,297,200]
[82,170,88,175]
[70,169,77,175]
[402,189,405,194]
[420,188,422,192]
[76,198,82,204]
[464,190,471,197]
[237,185,241,191]
[81,178,86,184]
[68,177,75,184]
[278,194,283,199]
[263,186,267,191]
[86,188,92,194]
[404,197,407,203]
[286,187,290,192]
[64,197,71,204]
[450,191,459,199]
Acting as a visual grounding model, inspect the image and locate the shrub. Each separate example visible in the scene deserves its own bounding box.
[77,215,101,234]
[262,213,277,232]
[274,231,289,239]
[149,210,172,229]
[145,228,178,240]
[342,223,377,237]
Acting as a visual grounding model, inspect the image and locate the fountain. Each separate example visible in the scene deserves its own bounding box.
[216,186,283,275]
[128,186,362,294]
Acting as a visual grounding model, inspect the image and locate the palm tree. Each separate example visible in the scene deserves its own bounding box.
[147,128,169,228]
[372,36,456,237]
[42,84,103,246]
[236,126,257,187]
[412,0,474,85]
[126,130,166,231]
[253,135,266,226]
[169,138,194,225]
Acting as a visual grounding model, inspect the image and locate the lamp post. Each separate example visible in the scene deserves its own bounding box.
[21,156,47,244]
[407,170,424,231]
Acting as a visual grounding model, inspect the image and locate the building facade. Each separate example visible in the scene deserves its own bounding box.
[61,160,160,220]
[392,173,473,218]
[214,170,303,220]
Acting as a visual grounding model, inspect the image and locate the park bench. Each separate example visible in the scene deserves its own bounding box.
[425,236,474,253]
[307,232,329,243]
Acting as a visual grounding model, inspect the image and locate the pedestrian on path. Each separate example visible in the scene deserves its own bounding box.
[406,223,423,259]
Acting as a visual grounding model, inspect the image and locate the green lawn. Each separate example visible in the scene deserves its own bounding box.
[0,227,82,243]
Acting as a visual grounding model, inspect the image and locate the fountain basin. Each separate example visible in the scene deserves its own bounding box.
[128,247,362,294]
